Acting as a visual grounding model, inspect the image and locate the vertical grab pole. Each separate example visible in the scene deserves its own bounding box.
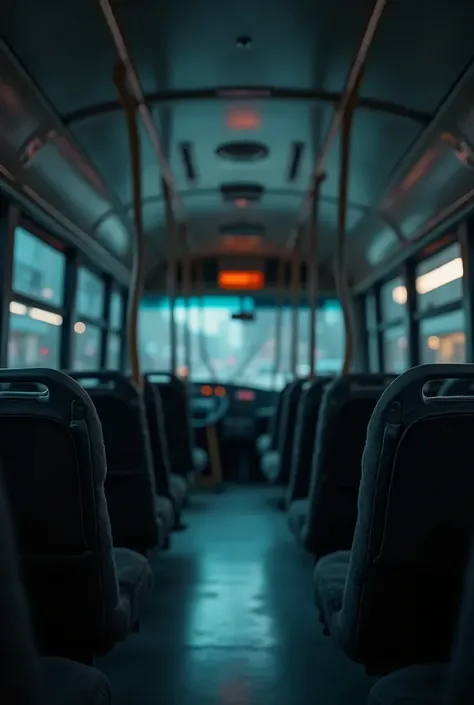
[290,231,302,378]
[181,223,192,382]
[163,178,177,374]
[335,76,362,376]
[307,176,325,380]
[273,257,286,389]
[113,61,144,388]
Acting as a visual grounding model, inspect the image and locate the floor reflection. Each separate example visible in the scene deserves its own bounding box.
[186,554,279,648]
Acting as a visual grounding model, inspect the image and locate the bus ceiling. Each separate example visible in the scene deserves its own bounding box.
[0,0,474,292]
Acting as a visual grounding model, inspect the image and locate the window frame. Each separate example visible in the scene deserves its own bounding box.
[360,234,468,372]
[6,218,127,371]
[7,221,68,369]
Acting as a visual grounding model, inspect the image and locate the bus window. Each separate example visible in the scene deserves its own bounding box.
[12,227,65,307]
[381,276,406,324]
[106,333,121,370]
[420,310,466,364]
[383,324,408,374]
[416,243,463,313]
[8,228,65,369]
[365,293,379,372]
[139,297,344,389]
[72,268,105,370]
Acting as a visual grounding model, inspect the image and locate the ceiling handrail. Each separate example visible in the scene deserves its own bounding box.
[285,0,389,251]
[98,0,186,224]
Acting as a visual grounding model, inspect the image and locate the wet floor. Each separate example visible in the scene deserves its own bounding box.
[99,486,375,705]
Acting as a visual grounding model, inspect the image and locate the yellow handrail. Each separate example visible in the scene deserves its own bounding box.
[113,61,144,388]
[335,75,362,376]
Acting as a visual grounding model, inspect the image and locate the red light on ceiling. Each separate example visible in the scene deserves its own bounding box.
[226,109,260,130]
[234,198,248,209]
[218,270,264,291]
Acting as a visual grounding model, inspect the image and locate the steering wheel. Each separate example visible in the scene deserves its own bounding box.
[190,386,230,428]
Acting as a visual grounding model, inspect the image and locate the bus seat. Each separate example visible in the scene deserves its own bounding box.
[261,381,294,482]
[287,498,310,538]
[0,457,112,705]
[303,374,396,557]
[314,364,474,671]
[40,658,112,705]
[256,432,271,455]
[143,381,187,523]
[313,550,351,628]
[69,371,172,551]
[275,378,307,485]
[0,369,150,662]
[193,447,208,473]
[367,664,446,705]
[146,373,203,479]
[286,376,333,512]
[262,379,306,485]
[269,381,293,450]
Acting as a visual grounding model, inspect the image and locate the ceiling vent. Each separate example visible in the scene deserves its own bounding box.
[287,141,305,182]
[179,142,197,183]
[220,183,264,203]
[216,141,269,162]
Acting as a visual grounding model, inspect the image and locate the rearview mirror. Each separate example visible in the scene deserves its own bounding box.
[231,311,255,321]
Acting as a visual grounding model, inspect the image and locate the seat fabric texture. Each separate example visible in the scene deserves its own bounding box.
[0,456,112,705]
[331,366,474,670]
[286,377,332,508]
[313,550,351,629]
[257,433,271,455]
[287,499,309,541]
[261,450,280,482]
[41,657,112,705]
[155,495,175,534]
[368,664,446,705]
[169,473,188,508]
[114,547,153,630]
[303,374,394,558]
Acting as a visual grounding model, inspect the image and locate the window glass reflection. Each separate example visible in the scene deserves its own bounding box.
[72,322,101,370]
[12,227,65,307]
[368,333,379,372]
[383,324,408,373]
[110,291,123,330]
[420,309,465,363]
[76,268,105,321]
[8,303,61,368]
[139,297,345,389]
[106,333,121,370]
[381,277,406,324]
[416,243,462,313]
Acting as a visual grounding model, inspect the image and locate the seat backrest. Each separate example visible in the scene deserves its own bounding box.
[446,538,474,704]
[286,376,333,506]
[145,372,194,477]
[0,460,40,705]
[0,369,124,660]
[339,364,474,671]
[268,381,293,451]
[303,373,396,557]
[275,378,307,484]
[143,379,172,497]
[68,371,159,553]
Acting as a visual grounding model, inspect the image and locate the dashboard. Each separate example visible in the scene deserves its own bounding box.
[190,381,275,437]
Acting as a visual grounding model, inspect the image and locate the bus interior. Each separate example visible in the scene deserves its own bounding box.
[1,1,474,704]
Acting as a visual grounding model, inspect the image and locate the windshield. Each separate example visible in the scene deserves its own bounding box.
[139,296,344,390]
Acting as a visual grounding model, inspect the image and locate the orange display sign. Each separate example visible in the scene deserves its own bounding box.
[218,270,264,290]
